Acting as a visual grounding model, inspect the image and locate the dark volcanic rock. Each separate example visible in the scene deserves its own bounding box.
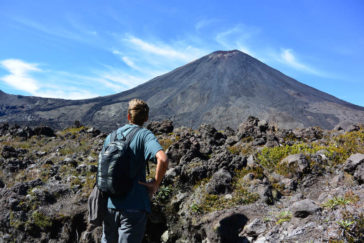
[33,126,55,137]
[166,137,200,166]
[206,169,232,194]
[207,151,246,175]
[242,218,266,238]
[290,199,321,218]
[343,153,364,184]
[86,127,101,137]
[198,124,226,146]
[0,120,364,243]
[2,146,19,159]
[12,179,43,195]
[147,120,174,135]
[278,154,310,178]
[204,209,249,243]
[0,123,9,136]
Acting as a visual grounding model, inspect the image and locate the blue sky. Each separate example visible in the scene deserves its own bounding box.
[0,0,363,106]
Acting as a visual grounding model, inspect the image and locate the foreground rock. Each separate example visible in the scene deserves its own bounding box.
[0,119,363,242]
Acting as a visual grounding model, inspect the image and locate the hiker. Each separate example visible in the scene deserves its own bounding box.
[101,99,169,243]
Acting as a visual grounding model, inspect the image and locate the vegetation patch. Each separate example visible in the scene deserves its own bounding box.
[194,170,260,213]
[58,126,86,136]
[30,211,53,230]
[339,211,364,242]
[323,191,359,209]
[9,211,25,230]
[275,211,292,225]
[235,167,265,180]
[227,145,241,155]
[158,137,179,151]
[256,129,364,173]
[154,185,173,205]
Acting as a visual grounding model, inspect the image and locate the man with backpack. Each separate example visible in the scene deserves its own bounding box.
[101,98,169,243]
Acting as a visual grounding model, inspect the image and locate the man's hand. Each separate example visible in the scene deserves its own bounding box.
[138,179,158,199]
[139,150,168,199]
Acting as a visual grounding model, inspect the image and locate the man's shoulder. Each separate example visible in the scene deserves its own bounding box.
[115,124,155,140]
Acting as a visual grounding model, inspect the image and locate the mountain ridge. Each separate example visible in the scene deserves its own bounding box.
[1,50,364,131]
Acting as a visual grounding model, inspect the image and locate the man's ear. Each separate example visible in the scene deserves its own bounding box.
[127,113,131,121]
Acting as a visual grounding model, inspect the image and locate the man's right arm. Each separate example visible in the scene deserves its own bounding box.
[139,150,168,197]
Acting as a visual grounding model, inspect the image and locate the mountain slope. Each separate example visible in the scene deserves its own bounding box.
[1,50,364,131]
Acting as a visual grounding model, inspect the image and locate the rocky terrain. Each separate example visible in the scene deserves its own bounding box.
[1,50,364,131]
[0,118,363,243]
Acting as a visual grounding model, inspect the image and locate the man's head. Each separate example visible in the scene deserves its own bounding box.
[127,99,149,126]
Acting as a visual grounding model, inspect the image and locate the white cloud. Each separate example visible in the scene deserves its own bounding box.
[0,59,101,99]
[124,35,202,62]
[121,56,137,70]
[1,59,40,93]
[112,50,142,71]
[195,19,219,30]
[215,25,260,58]
[35,90,99,100]
[280,49,307,70]
[101,70,146,88]
[279,49,325,76]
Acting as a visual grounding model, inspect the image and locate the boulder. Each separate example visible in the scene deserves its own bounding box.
[237,116,259,140]
[180,158,208,184]
[6,159,29,172]
[86,127,101,137]
[293,127,323,142]
[343,153,364,172]
[223,127,236,137]
[33,126,55,137]
[353,163,364,184]
[62,157,78,167]
[15,126,34,139]
[347,124,361,132]
[290,199,321,218]
[147,120,174,135]
[204,210,249,243]
[30,188,56,205]
[225,136,239,146]
[258,120,268,132]
[0,123,9,136]
[252,137,266,146]
[166,137,200,166]
[1,146,19,159]
[251,184,274,205]
[207,151,246,175]
[242,218,266,238]
[12,179,43,196]
[278,154,310,178]
[206,169,232,194]
[343,153,364,184]
[198,124,226,146]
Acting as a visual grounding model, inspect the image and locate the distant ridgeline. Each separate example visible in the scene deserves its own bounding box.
[1,50,364,131]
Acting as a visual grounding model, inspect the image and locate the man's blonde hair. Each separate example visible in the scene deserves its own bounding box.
[128,99,149,126]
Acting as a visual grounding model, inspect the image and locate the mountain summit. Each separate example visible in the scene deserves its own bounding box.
[1,50,364,130]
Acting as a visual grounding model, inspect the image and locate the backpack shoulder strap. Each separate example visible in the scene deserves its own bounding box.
[124,126,141,145]
[109,130,118,143]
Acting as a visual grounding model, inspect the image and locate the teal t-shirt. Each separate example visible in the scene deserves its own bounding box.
[103,124,163,213]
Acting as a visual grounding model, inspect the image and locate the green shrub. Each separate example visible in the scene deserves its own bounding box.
[276,211,292,225]
[154,186,173,204]
[31,211,52,230]
[257,143,327,169]
[227,146,241,155]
